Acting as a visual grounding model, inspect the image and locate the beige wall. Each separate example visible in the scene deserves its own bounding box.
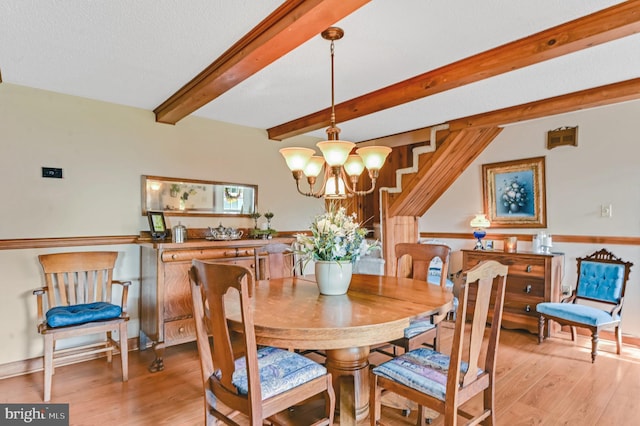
[420,99,640,336]
[0,83,325,365]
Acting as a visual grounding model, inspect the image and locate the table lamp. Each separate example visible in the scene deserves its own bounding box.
[470,213,490,250]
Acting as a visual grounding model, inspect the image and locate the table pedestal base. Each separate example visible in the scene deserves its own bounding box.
[325,346,370,425]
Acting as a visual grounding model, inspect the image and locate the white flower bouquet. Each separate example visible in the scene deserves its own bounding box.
[296,205,372,263]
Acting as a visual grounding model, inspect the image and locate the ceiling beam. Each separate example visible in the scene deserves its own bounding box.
[449,77,640,131]
[362,77,640,142]
[154,0,371,125]
[268,0,640,140]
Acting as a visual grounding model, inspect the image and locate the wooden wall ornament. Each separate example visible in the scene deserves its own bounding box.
[547,126,578,149]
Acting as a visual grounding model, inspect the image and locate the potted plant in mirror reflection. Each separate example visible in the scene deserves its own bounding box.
[296,204,377,295]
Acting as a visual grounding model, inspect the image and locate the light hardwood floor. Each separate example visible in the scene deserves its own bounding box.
[1,326,639,425]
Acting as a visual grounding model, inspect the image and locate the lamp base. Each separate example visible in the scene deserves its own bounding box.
[473,230,487,250]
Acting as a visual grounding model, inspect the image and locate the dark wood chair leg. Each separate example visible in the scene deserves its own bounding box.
[538,315,545,344]
[591,330,599,363]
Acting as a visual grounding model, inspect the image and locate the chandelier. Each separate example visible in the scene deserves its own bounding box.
[279,27,391,199]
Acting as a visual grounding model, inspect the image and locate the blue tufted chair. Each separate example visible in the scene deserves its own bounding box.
[536,249,633,363]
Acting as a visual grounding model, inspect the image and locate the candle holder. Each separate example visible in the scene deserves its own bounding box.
[504,237,517,253]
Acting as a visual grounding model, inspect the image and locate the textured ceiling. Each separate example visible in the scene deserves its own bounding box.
[1,0,637,142]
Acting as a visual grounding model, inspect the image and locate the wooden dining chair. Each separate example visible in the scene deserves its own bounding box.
[33,251,131,402]
[537,248,633,362]
[377,243,453,358]
[189,260,335,426]
[370,260,508,426]
[258,242,297,280]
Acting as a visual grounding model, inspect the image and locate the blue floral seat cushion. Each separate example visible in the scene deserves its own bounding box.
[372,347,482,401]
[404,317,436,339]
[231,346,327,400]
[536,302,618,327]
[46,302,122,328]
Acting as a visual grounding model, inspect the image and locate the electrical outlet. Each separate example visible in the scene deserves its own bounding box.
[600,204,612,218]
[42,167,63,179]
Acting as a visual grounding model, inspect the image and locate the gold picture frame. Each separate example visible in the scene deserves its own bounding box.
[482,156,547,228]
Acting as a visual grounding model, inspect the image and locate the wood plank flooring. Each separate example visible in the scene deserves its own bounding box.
[1,326,639,425]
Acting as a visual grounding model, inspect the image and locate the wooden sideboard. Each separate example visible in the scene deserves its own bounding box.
[462,249,563,335]
[139,237,294,371]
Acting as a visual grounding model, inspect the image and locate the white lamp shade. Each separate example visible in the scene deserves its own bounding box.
[356,146,392,170]
[343,154,365,177]
[279,147,315,171]
[470,213,490,228]
[303,156,325,177]
[324,176,346,198]
[317,140,355,167]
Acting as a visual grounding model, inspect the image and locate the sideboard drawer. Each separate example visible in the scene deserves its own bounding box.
[506,276,544,298]
[464,252,546,278]
[164,318,196,346]
[161,247,258,263]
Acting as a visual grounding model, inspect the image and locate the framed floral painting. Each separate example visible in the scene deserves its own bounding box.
[482,156,547,228]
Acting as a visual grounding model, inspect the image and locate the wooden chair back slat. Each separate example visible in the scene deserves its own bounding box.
[76,272,85,304]
[105,269,113,300]
[395,243,450,288]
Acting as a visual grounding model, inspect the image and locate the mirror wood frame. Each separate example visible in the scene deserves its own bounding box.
[141,175,258,218]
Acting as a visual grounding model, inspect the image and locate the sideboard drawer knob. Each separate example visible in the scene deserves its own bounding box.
[178,327,185,333]
[526,265,532,273]
[525,305,531,312]
[524,284,532,293]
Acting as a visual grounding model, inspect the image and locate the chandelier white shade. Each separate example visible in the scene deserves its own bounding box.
[279,147,315,172]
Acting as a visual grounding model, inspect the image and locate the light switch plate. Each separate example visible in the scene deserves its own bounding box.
[42,167,63,178]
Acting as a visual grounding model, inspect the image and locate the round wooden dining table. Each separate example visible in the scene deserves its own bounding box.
[225,273,453,425]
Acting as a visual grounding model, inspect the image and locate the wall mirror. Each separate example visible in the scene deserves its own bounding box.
[141,175,258,217]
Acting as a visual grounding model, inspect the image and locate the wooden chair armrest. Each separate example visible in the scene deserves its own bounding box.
[113,280,131,315]
[611,298,623,317]
[560,291,576,303]
[33,287,48,325]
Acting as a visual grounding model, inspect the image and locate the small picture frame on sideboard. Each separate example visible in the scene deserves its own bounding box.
[147,211,168,240]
